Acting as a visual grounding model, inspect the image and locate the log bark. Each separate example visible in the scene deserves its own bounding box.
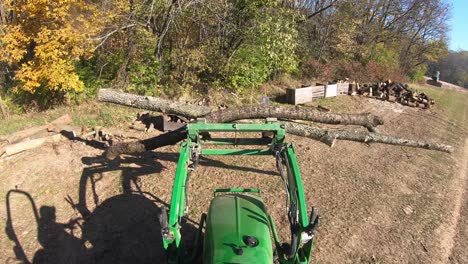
[205,105,383,130]
[98,89,212,118]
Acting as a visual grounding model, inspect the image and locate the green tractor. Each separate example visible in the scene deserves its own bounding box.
[160,119,320,263]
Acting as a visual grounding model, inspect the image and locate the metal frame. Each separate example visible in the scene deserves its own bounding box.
[161,119,318,263]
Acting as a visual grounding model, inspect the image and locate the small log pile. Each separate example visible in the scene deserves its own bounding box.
[0,114,128,158]
[357,81,435,109]
[0,115,72,157]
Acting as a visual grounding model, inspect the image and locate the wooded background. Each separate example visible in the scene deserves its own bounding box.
[0,0,461,111]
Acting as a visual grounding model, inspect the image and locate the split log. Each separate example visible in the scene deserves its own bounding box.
[98,89,212,118]
[3,134,64,157]
[2,114,72,144]
[205,105,383,130]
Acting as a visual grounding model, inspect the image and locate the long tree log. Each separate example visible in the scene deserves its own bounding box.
[283,122,454,153]
[205,105,383,130]
[97,89,384,130]
[104,122,453,159]
[98,89,212,118]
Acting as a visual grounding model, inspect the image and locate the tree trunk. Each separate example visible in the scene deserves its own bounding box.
[0,95,9,119]
[98,89,212,118]
[205,105,383,130]
[98,89,383,129]
[97,89,453,159]
[283,122,453,153]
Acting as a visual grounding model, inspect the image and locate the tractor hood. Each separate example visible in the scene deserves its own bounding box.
[203,193,273,264]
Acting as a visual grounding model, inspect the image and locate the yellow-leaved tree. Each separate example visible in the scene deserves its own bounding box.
[0,0,101,95]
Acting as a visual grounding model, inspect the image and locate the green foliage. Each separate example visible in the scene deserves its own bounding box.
[428,50,468,88]
[367,43,399,70]
[225,8,298,92]
[226,47,270,92]
[256,9,298,75]
[128,53,161,96]
[125,28,161,95]
[166,48,209,87]
[409,64,427,82]
[75,59,105,99]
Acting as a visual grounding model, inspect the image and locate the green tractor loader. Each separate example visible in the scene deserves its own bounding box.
[160,119,320,263]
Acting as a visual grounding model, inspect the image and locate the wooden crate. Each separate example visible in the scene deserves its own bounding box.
[286,87,313,105]
[286,85,326,104]
[325,84,337,97]
[311,85,325,99]
[337,83,350,95]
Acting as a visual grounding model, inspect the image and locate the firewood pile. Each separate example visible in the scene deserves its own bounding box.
[357,81,435,109]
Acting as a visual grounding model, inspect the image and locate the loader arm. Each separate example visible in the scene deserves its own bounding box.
[160,119,319,264]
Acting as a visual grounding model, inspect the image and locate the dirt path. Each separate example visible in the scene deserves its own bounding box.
[424,77,467,92]
[445,138,468,264]
[438,138,468,262]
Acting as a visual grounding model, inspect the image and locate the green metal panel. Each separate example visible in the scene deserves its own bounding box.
[188,122,285,143]
[201,149,272,156]
[164,140,191,251]
[286,145,309,227]
[162,121,316,264]
[214,188,261,194]
[203,193,273,264]
[201,138,273,145]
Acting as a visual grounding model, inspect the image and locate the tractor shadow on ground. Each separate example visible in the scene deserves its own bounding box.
[4,152,198,264]
[5,148,279,264]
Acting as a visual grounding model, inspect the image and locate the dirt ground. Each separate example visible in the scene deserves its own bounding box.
[1,88,467,264]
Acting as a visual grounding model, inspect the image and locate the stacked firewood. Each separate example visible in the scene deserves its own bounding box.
[357,81,435,109]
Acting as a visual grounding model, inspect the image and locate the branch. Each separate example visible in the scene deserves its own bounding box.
[297,0,337,23]
[93,24,137,51]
